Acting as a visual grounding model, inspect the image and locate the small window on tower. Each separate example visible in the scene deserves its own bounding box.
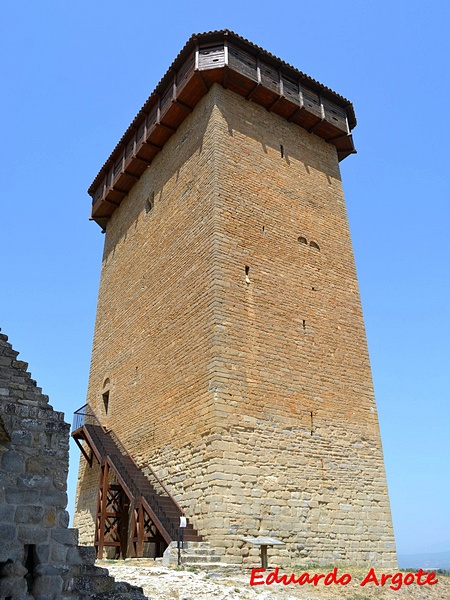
[103,391,110,415]
[145,193,154,214]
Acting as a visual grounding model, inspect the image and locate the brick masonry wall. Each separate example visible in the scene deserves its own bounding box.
[75,84,397,567]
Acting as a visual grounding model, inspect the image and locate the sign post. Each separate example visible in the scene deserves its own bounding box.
[178,516,187,565]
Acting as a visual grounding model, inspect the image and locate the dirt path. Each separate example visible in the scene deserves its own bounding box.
[99,560,449,600]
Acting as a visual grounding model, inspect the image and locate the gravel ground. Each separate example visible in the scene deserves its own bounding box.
[99,560,450,600]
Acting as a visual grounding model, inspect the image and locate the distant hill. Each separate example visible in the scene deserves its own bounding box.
[398,550,450,570]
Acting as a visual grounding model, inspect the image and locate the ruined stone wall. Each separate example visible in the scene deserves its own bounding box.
[0,331,146,599]
[75,84,396,567]
[0,331,76,598]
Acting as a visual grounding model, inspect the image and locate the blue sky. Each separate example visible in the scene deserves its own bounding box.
[1,1,449,560]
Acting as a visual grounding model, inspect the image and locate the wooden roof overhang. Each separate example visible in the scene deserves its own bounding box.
[88,30,357,229]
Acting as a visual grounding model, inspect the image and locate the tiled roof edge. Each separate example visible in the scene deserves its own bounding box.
[88,30,356,196]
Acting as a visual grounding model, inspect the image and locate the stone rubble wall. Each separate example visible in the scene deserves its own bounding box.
[0,331,146,599]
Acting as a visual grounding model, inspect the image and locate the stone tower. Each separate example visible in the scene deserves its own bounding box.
[73,30,396,567]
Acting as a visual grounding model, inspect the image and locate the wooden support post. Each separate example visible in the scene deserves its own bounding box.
[224,36,229,66]
[96,460,110,559]
[298,81,304,109]
[261,545,268,568]
[130,505,137,558]
[120,495,130,559]
[194,44,199,70]
[319,93,326,121]
[157,96,161,125]
[137,501,145,558]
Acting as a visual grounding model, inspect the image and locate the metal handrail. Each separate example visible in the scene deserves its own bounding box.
[73,403,102,431]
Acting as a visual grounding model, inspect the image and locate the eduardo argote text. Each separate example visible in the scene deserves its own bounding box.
[250,567,438,591]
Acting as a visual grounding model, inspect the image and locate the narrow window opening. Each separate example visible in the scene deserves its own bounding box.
[310,412,314,436]
[245,265,250,285]
[145,193,154,214]
[0,416,11,444]
[280,144,284,158]
[302,319,306,330]
[262,226,265,233]
[103,391,110,415]
[24,545,36,593]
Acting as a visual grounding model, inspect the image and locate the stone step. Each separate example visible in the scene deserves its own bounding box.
[178,562,241,573]
[169,541,214,548]
[182,554,221,563]
[181,548,217,556]
[161,540,235,569]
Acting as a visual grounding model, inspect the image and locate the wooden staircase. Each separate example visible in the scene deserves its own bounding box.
[72,405,201,558]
